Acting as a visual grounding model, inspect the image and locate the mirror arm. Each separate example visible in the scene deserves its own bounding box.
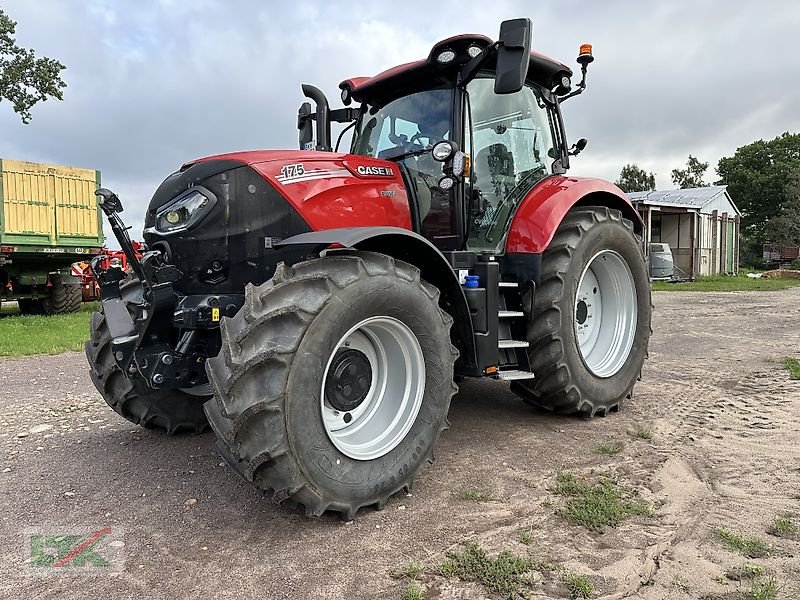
[558,63,589,103]
[457,43,499,88]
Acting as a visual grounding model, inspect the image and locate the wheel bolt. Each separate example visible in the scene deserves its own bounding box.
[161,354,173,365]
[153,374,164,385]
[343,413,352,424]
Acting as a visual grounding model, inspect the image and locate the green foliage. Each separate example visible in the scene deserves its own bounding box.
[717,132,800,248]
[782,359,800,381]
[551,472,653,532]
[0,8,66,123]
[0,302,96,356]
[671,154,709,188]
[400,582,424,600]
[651,274,800,292]
[715,528,772,558]
[391,562,424,580]
[563,570,594,599]
[438,542,546,599]
[741,576,779,600]
[457,489,496,502]
[517,528,533,545]
[631,428,653,440]
[592,441,623,455]
[725,563,766,581]
[768,514,799,537]
[615,164,656,193]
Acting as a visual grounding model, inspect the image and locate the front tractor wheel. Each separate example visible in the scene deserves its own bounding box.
[85,312,211,433]
[204,252,458,520]
[512,206,652,417]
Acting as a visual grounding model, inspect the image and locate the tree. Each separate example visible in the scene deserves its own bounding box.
[762,168,800,245]
[0,9,66,123]
[671,155,709,188]
[615,164,656,193]
[716,132,800,246]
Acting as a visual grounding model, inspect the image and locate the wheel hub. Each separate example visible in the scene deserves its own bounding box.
[324,349,373,412]
[321,316,426,461]
[574,250,638,378]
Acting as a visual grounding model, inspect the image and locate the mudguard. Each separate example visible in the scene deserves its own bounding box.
[278,227,478,373]
[506,176,642,254]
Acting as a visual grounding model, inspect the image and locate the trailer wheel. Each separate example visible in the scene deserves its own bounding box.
[205,252,458,520]
[42,275,82,315]
[85,311,210,433]
[511,206,651,417]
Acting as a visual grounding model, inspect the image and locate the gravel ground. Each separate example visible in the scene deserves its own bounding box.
[1,289,798,599]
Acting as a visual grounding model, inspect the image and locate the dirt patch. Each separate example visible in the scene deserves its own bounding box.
[1,289,799,598]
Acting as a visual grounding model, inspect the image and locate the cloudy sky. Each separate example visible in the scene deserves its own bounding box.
[2,0,799,245]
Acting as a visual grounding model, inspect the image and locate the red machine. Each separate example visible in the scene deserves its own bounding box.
[87,19,651,519]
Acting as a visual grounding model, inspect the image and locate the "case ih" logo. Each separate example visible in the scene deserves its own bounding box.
[356,165,394,177]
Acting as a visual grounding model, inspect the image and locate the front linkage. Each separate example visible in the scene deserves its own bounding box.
[92,188,240,391]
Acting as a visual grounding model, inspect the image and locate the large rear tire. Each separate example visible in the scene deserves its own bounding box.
[42,275,82,315]
[511,206,651,417]
[205,252,458,520]
[85,311,210,433]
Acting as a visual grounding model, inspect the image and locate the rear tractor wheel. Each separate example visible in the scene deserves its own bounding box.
[512,206,652,417]
[204,252,458,520]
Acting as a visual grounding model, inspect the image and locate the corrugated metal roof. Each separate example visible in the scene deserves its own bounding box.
[629,185,741,215]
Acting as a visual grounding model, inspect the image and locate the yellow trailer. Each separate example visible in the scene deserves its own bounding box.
[0,159,104,314]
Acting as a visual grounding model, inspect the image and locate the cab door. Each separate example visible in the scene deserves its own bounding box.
[463,76,561,253]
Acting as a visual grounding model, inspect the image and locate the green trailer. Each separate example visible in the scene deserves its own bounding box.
[0,158,104,314]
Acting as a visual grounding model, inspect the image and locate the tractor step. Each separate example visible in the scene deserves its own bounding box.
[498,281,518,288]
[498,310,525,318]
[498,339,529,349]
[497,369,535,381]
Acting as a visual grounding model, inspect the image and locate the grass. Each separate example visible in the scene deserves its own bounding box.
[517,528,533,545]
[438,542,548,599]
[457,489,496,502]
[563,570,593,599]
[551,472,653,532]
[767,514,799,538]
[781,357,800,380]
[715,528,773,558]
[391,561,424,580]
[741,576,779,600]
[651,273,800,292]
[0,302,97,357]
[592,441,623,455]
[725,563,765,581]
[400,582,424,600]
[630,428,653,440]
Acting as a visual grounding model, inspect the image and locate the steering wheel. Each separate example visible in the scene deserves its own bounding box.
[410,132,436,147]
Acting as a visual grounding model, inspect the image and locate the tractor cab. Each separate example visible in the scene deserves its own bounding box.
[299,19,589,253]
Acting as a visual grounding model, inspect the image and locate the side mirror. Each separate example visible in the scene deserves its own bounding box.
[297,101,314,150]
[569,138,588,156]
[95,188,123,214]
[494,18,532,95]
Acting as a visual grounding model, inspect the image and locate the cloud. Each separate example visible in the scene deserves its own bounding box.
[1,0,798,245]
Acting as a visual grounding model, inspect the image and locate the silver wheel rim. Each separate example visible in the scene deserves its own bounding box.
[574,250,638,378]
[321,316,425,461]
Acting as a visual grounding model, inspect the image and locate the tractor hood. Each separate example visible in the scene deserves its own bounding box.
[142,150,412,295]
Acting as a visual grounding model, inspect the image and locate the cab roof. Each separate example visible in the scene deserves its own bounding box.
[340,34,572,106]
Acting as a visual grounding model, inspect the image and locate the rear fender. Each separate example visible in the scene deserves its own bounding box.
[277,227,477,373]
[506,176,642,254]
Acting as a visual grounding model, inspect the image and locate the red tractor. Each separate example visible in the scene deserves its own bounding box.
[87,19,651,519]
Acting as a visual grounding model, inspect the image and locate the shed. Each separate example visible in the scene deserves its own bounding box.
[628,186,741,278]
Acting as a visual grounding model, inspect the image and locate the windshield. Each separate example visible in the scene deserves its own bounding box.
[352,89,457,242]
[352,88,453,159]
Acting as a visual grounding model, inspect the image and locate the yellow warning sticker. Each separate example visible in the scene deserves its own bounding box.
[212,307,220,322]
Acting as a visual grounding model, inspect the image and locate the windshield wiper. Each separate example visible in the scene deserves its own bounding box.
[383,147,430,161]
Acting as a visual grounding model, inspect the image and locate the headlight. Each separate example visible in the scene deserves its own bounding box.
[153,187,216,234]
